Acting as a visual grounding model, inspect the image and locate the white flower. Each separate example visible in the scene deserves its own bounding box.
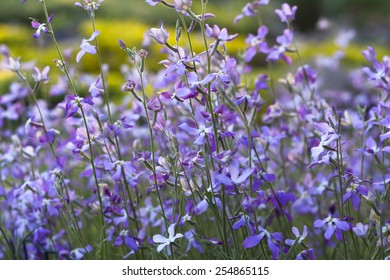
[153,223,183,252]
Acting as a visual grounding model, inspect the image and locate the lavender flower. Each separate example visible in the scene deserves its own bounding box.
[76,31,100,63]
[313,215,349,240]
[149,23,169,45]
[152,223,183,252]
[352,223,369,238]
[30,14,54,39]
[285,226,308,246]
[275,3,298,23]
[243,227,283,259]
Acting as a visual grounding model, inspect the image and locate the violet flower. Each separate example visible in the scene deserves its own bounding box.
[343,184,368,210]
[32,66,50,83]
[146,0,162,6]
[205,24,238,43]
[275,3,298,23]
[149,23,169,45]
[267,29,294,64]
[179,106,213,145]
[243,227,283,259]
[113,230,139,251]
[234,0,270,24]
[30,14,54,39]
[352,223,369,238]
[313,215,349,240]
[285,226,308,246]
[76,31,100,63]
[244,25,269,62]
[296,248,316,260]
[64,95,94,118]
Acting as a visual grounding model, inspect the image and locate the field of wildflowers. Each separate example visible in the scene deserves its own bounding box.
[0,0,389,260]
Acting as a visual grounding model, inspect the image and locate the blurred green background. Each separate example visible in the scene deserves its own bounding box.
[1,0,390,93]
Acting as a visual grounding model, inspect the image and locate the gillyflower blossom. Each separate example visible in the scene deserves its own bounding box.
[352,223,369,238]
[205,24,238,43]
[25,116,56,144]
[152,223,183,252]
[113,230,139,251]
[87,75,104,98]
[30,14,54,39]
[149,23,169,45]
[343,183,368,210]
[296,248,316,260]
[75,0,104,17]
[173,0,192,13]
[267,29,294,64]
[2,56,21,72]
[379,116,390,142]
[76,31,100,63]
[179,106,213,145]
[244,25,269,62]
[184,230,203,253]
[243,227,283,259]
[32,66,50,83]
[285,226,308,246]
[64,95,94,118]
[275,3,298,23]
[145,0,162,6]
[234,0,270,24]
[313,215,349,240]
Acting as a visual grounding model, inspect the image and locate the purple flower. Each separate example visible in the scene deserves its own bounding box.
[173,0,192,12]
[149,23,169,45]
[234,0,270,24]
[30,14,53,39]
[285,226,308,246]
[179,106,213,145]
[362,46,376,62]
[205,24,238,43]
[32,66,50,83]
[343,184,368,210]
[64,95,94,118]
[363,136,390,155]
[108,117,133,137]
[267,29,294,64]
[113,230,139,251]
[232,214,251,230]
[313,215,349,240]
[295,65,317,85]
[145,0,162,6]
[380,116,390,142]
[89,75,104,97]
[184,230,203,253]
[75,0,104,14]
[296,248,316,260]
[25,116,56,144]
[352,223,369,238]
[362,60,388,82]
[275,3,298,23]
[193,198,209,215]
[244,26,269,62]
[76,31,100,63]
[147,96,163,112]
[243,227,283,259]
